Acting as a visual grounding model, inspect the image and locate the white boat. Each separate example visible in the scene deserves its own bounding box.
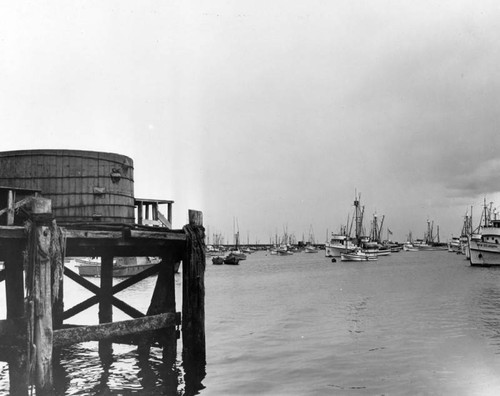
[76,256,166,277]
[341,249,377,262]
[448,237,461,253]
[277,245,293,255]
[361,240,391,257]
[325,234,356,257]
[403,242,418,252]
[412,239,447,251]
[304,244,318,253]
[469,219,500,266]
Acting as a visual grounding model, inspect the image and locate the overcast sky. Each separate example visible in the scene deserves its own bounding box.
[1,1,500,244]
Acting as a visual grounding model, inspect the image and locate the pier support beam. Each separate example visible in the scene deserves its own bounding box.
[182,210,206,393]
[4,242,29,396]
[99,254,114,367]
[26,198,56,395]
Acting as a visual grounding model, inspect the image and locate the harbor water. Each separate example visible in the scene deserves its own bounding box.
[2,250,500,395]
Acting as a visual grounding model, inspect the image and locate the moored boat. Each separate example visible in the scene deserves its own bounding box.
[325,234,356,257]
[403,242,418,252]
[304,244,318,253]
[469,219,500,266]
[448,237,461,253]
[340,249,377,262]
[223,253,241,265]
[76,256,168,277]
[212,256,224,265]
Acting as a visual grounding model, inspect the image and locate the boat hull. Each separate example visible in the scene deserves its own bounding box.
[75,257,178,277]
[340,252,377,262]
[77,263,158,277]
[469,240,500,266]
[325,245,355,257]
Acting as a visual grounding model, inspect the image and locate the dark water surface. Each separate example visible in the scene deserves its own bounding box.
[2,250,500,395]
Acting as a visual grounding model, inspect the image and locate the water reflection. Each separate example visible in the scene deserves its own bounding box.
[473,283,500,354]
[52,343,186,395]
[182,354,206,396]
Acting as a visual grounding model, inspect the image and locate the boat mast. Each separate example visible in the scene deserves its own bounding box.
[354,191,363,245]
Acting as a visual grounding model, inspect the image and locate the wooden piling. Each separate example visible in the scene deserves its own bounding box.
[99,254,114,366]
[4,242,29,396]
[27,201,55,395]
[182,210,206,364]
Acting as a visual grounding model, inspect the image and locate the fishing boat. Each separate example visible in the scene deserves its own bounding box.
[75,256,169,277]
[326,191,364,257]
[469,219,500,266]
[403,242,418,252]
[360,239,391,256]
[340,249,377,262]
[325,234,356,257]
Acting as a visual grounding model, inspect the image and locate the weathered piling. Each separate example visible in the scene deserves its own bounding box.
[4,243,29,396]
[182,209,206,392]
[26,197,57,395]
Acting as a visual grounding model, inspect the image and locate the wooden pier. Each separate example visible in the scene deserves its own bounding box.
[0,193,206,395]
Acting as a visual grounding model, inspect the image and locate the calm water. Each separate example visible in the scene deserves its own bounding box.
[2,250,500,395]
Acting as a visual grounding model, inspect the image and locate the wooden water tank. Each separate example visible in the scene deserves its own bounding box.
[0,149,135,224]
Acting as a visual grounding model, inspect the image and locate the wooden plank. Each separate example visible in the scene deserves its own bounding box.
[98,254,113,365]
[128,230,186,240]
[99,255,113,324]
[53,312,176,347]
[157,210,172,229]
[63,295,98,320]
[0,226,25,239]
[111,264,161,294]
[5,246,25,319]
[64,266,100,294]
[62,229,124,239]
[111,297,144,319]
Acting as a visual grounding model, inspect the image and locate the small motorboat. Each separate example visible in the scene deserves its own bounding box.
[212,256,224,265]
[340,249,377,262]
[223,253,241,265]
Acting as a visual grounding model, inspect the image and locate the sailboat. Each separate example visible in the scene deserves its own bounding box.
[226,218,247,261]
[304,225,318,253]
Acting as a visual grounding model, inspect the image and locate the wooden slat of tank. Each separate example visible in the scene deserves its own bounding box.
[90,155,100,216]
[47,153,55,202]
[98,154,107,219]
[56,154,62,210]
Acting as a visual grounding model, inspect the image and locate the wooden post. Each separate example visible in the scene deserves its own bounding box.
[167,203,172,226]
[6,189,15,225]
[182,209,206,393]
[99,254,114,366]
[28,198,55,395]
[152,202,159,221]
[138,202,143,225]
[138,251,178,360]
[5,242,29,396]
[52,222,64,330]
